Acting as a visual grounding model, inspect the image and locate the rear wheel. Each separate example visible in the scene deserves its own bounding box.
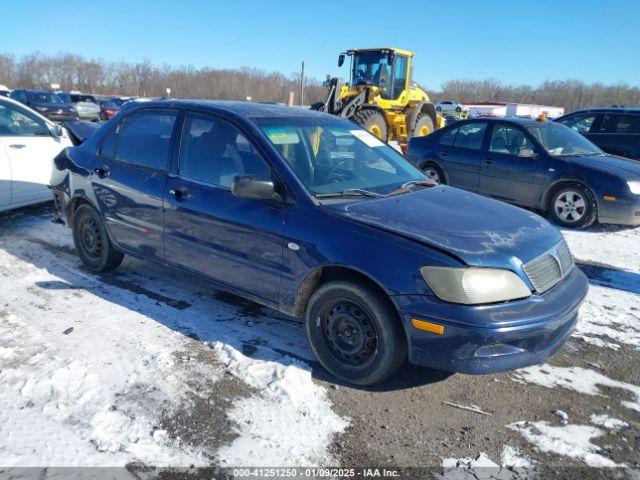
[411,113,435,138]
[352,109,388,141]
[306,280,407,385]
[72,204,124,272]
[547,184,596,228]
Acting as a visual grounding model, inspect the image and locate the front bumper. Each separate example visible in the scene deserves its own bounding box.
[392,267,588,374]
[598,195,640,226]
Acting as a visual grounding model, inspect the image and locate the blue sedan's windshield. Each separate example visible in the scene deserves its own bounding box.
[254,116,426,196]
[527,123,602,156]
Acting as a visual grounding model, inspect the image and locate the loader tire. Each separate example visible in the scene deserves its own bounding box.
[310,102,325,111]
[411,113,435,138]
[352,109,388,141]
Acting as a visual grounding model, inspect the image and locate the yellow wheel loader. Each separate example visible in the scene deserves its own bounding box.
[311,48,443,149]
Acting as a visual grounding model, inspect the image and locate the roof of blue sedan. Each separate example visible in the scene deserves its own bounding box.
[126,99,324,118]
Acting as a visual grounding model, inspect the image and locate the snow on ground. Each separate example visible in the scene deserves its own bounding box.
[507,421,620,468]
[0,262,211,466]
[562,225,640,271]
[440,449,532,480]
[500,446,532,468]
[0,213,346,467]
[442,452,498,469]
[513,364,640,413]
[442,447,532,470]
[588,414,629,432]
[213,343,347,466]
[573,285,640,350]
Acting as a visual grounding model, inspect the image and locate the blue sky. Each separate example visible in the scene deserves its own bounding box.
[1,0,638,90]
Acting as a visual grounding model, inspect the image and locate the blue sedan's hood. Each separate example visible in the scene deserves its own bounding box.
[324,186,563,268]
[569,154,640,177]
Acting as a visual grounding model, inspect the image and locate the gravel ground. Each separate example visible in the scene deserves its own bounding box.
[0,203,638,479]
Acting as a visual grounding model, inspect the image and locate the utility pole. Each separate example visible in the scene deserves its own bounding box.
[300,60,305,107]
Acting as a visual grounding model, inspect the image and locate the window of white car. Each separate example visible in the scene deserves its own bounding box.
[0,103,50,137]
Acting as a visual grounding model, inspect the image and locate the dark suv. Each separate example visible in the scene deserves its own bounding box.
[9,89,79,122]
[556,107,640,160]
[51,100,588,385]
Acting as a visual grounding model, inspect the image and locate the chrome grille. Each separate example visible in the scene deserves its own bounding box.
[523,240,574,293]
[556,240,575,273]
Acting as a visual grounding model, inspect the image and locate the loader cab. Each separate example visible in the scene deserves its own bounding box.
[344,49,411,101]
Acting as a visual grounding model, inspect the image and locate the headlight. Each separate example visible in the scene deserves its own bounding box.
[627,181,640,194]
[421,266,531,305]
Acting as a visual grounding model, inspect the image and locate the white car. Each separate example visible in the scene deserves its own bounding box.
[436,100,463,113]
[0,96,73,212]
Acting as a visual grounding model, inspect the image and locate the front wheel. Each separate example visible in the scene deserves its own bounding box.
[411,113,435,138]
[352,109,388,141]
[547,184,596,228]
[306,281,407,385]
[72,204,124,272]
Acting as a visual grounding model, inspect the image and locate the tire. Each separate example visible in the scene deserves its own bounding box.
[352,109,388,141]
[547,183,596,229]
[421,162,445,185]
[72,204,124,272]
[436,106,442,112]
[411,113,435,138]
[310,101,325,111]
[306,280,407,386]
[455,106,462,112]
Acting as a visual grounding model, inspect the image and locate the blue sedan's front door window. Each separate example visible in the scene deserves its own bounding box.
[163,112,284,304]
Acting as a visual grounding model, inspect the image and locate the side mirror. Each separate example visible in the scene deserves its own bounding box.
[231,175,277,201]
[517,148,536,158]
[338,54,345,67]
[49,124,64,138]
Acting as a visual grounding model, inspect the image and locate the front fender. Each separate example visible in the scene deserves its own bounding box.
[280,205,463,314]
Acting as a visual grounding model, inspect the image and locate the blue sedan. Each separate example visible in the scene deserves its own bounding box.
[51,101,588,385]
[408,117,640,228]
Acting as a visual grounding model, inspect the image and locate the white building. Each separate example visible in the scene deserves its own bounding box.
[463,101,564,119]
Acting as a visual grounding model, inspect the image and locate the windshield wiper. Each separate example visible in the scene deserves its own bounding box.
[387,179,437,196]
[555,152,601,157]
[315,189,383,199]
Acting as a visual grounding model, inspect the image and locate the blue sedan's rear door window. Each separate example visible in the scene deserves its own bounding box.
[115,110,177,170]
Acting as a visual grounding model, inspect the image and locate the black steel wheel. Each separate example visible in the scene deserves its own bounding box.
[306,280,407,386]
[321,299,379,367]
[72,204,124,272]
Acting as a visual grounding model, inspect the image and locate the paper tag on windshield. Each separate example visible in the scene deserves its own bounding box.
[350,129,385,147]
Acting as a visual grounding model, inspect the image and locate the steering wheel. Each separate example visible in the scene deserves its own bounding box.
[326,160,356,183]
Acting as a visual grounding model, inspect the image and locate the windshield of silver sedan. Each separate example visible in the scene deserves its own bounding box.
[254,116,426,198]
[527,123,603,157]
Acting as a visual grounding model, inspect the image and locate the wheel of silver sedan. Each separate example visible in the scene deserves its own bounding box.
[554,190,586,223]
[547,184,596,229]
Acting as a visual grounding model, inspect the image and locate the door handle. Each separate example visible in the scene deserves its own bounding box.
[9,144,26,149]
[169,187,191,199]
[485,157,493,165]
[94,165,110,177]
[440,151,449,157]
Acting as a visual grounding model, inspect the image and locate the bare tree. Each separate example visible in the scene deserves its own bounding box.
[436,78,640,112]
[2,51,637,112]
